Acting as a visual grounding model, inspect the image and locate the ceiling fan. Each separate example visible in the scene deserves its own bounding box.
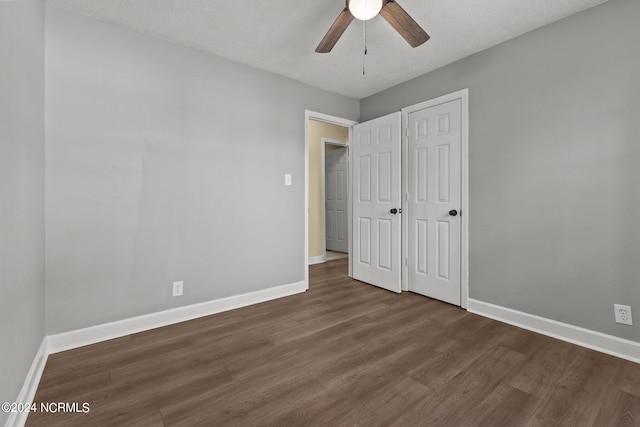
[316,0,430,53]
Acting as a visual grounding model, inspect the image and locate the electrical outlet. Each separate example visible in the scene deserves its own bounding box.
[614,304,633,325]
[173,281,183,297]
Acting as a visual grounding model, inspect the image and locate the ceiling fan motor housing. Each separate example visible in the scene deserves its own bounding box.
[348,0,384,21]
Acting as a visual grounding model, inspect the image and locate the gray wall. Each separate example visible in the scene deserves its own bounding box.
[361,0,640,342]
[0,0,46,422]
[45,6,359,334]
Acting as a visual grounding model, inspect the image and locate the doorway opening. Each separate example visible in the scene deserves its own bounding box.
[304,111,357,287]
[323,138,349,263]
[308,119,350,265]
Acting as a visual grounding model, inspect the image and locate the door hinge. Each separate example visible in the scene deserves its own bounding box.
[405,128,410,138]
[405,257,409,266]
[405,192,409,202]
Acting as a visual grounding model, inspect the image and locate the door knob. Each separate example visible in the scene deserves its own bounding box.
[390,208,401,214]
[449,210,458,217]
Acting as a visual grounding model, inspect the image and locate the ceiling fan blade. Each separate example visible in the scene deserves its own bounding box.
[315,8,355,53]
[379,1,430,47]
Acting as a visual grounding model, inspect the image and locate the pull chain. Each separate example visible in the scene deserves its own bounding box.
[362,19,367,75]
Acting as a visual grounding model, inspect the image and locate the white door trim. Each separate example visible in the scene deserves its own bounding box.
[401,88,469,308]
[323,138,349,147]
[321,138,349,258]
[305,111,357,286]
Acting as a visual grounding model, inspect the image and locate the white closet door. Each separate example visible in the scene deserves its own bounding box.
[407,99,462,305]
[352,112,402,293]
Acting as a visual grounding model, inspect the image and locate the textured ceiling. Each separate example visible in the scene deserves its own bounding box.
[47,0,608,99]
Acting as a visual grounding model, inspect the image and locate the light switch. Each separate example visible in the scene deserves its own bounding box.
[284,174,292,186]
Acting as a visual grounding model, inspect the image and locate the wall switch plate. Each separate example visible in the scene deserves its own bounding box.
[173,281,183,297]
[284,174,292,186]
[614,304,633,325]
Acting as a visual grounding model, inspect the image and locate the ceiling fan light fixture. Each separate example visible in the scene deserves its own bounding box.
[348,0,383,21]
[315,0,429,53]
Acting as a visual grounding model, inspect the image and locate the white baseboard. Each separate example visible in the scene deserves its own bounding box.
[308,255,326,265]
[467,298,640,364]
[48,281,307,354]
[5,337,48,427]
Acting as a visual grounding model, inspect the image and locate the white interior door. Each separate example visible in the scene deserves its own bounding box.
[325,147,348,253]
[352,112,402,293]
[407,99,462,305]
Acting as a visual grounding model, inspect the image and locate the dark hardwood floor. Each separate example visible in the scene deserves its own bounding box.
[28,258,640,426]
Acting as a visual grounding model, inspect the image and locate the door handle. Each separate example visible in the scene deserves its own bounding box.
[390,208,402,214]
[449,210,458,217]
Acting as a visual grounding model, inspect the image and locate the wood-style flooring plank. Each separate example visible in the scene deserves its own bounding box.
[593,390,640,427]
[467,382,538,427]
[26,258,640,426]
